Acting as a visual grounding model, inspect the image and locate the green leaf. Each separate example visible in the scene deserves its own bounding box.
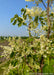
[13,20,17,25]
[28,14,32,19]
[43,58,54,73]
[18,23,22,27]
[19,64,22,72]
[21,8,25,12]
[34,16,38,23]
[11,59,18,66]
[14,14,18,18]
[11,18,14,23]
[8,68,18,75]
[50,13,53,16]
[23,22,27,25]
[27,37,33,43]
[23,14,27,20]
[43,64,54,73]
[10,51,15,58]
[50,59,54,66]
[44,58,49,65]
[18,17,23,22]
[39,17,45,26]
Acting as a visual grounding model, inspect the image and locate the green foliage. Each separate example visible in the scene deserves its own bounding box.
[10,51,15,58]
[26,37,33,43]
[34,16,38,23]
[0,0,54,75]
[0,35,54,74]
[43,58,54,73]
[8,68,18,75]
[11,59,18,67]
[21,8,25,13]
[11,14,24,27]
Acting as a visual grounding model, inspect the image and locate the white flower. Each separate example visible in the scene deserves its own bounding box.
[43,55,47,58]
[26,7,42,17]
[27,70,29,72]
[26,8,31,15]
[38,50,44,55]
[46,47,49,50]
[43,25,47,30]
[46,51,51,54]
[31,11,35,17]
[40,35,44,39]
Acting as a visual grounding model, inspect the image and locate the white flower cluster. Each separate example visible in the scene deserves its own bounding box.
[26,7,42,17]
[0,36,54,74]
[0,45,13,59]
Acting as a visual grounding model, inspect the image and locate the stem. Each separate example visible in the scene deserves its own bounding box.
[29,23,31,37]
[41,0,47,9]
[24,55,35,72]
[47,0,51,39]
[40,55,44,74]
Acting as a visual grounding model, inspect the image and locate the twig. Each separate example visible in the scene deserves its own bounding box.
[40,0,47,9]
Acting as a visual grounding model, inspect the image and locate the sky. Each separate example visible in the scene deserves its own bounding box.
[0,0,44,36]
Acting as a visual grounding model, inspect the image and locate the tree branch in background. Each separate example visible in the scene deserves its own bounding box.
[41,0,47,9]
[29,23,31,37]
[47,0,51,39]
